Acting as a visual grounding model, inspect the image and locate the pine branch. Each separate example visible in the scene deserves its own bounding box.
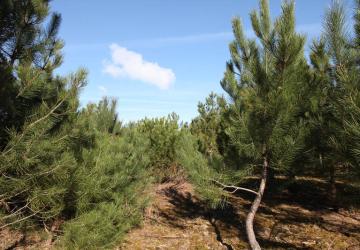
[211,179,258,195]
[0,211,38,229]
[27,98,66,129]
[1,97,67,156]
[0,197,35,221]
[16,70,42,98]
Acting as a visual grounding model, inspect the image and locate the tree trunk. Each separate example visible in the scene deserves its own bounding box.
[329,165,337,209]
[267,167,275,190]
[245,155,268,250]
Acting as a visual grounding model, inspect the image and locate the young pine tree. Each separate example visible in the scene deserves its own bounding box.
[0,0,94,229]
[219,1,308,248]
[345,1,360,179]
[0,69,91,227]
[62,122,150,249]
[80,97,122,135]
[331,0,360,182]
[136,113,184,181]
[307,0,360,205]
[190,92,227,158]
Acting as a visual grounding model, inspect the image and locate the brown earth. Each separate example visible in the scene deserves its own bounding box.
[0,227,52,250]
[1,177,360,250]
[119,177,360,250]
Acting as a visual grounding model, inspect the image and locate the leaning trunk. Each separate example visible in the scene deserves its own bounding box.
[245,155,268,250]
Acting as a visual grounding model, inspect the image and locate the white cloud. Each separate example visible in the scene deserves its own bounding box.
[98,85,108,94]
[103,43,175,90]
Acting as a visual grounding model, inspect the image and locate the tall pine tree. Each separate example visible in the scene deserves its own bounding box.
[307,0,360,205]
[219,0,308,248]
[0,0,93,228]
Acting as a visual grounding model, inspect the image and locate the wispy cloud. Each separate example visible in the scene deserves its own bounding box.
[65,32,234,51]
[66,23,321,51]
[103,43,175,90]
[130,32,233,46]
[297,23,322,38]
[98,85,108,94]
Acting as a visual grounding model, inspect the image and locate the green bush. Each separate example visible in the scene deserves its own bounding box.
[135,113,186,182]
[60,129,151,249]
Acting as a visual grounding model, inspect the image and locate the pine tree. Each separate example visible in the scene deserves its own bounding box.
[219,0,308,248]
[307,37,343,204]
[345,0,360,178]
[136,113,184,181]
[61,122,150,249]
[307,0,360,205]
[331,0,360,181]
[0,0,94,229]
[0,0,63,148]
[81,97,122,135]
[0,69,91,227]
[190,92,226,158]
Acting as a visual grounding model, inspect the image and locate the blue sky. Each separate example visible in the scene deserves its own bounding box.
[51,0,349,123]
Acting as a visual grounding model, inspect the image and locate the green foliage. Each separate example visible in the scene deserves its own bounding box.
[189,2,360,213]
[81,97,122,135]
[2,0,360,249]
[221,0,308,175]
[344,104,360,178]
[188,0,312,212]
[0,2,151,248]
[0,69,91,225]
[135,113,185,181]
[0,0,64,147]
[304,0,360,183]
[60,130,150,249]
[190,92,229,158]
[327,0,360,178]
[176,131,225,207]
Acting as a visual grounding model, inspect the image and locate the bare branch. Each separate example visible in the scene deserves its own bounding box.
[211,179,258,195]
[0,212,38,229]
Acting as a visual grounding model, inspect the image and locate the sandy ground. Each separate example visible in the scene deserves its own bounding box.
[2,177,360,249]
[120,178,360,250]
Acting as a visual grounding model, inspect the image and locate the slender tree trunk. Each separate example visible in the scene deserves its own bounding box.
[246,155,268,250]
[321,154,337,209]
[267,167,275,190]
[329,165,337,209]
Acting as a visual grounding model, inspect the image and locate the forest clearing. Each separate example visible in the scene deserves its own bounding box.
[1,0,360,249]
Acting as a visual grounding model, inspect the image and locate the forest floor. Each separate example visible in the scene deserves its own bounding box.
[1,177,360,250]
[119,177,360,250]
